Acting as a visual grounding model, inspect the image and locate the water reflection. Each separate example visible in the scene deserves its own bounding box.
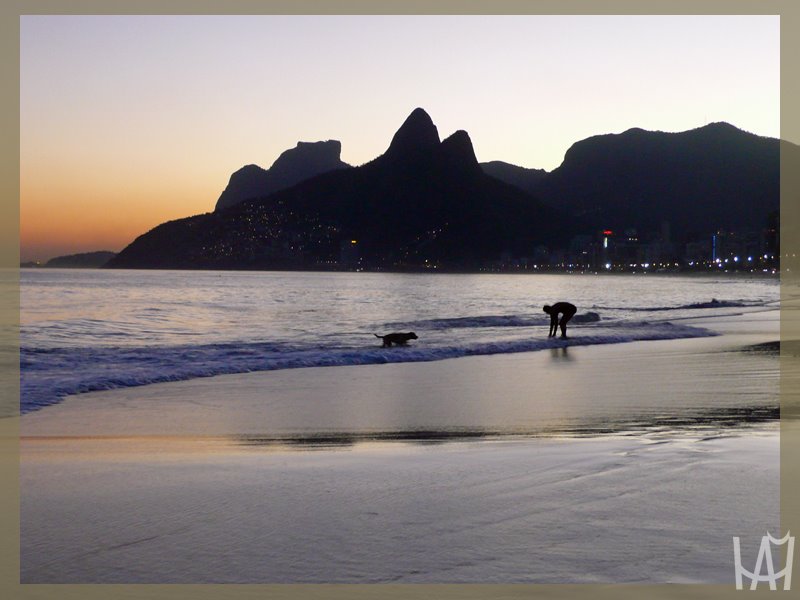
[230,405,778,451]
[549,347,573,361]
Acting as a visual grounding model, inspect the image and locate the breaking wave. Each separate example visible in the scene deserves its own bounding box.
[21,319,714,414]
[592,299,759,312]
[385,311,601,331]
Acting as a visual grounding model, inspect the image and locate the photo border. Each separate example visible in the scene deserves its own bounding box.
[4,2,797,599]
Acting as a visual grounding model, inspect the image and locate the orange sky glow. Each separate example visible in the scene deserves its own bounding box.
[20,15,780,262]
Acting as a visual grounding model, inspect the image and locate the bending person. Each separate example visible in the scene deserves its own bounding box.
[543,302,577,339]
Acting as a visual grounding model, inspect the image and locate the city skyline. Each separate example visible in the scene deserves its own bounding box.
[20,15,780,261]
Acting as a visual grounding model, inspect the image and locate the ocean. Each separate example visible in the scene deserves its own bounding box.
[20,269,778,416]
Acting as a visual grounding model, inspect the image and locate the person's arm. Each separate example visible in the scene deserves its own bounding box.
[550,314,558,336]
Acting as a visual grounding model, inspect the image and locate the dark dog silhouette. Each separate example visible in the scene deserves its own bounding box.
[374,332,418,347]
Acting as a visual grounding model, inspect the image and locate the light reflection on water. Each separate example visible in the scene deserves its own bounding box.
[21,269,778,348]
[20,269,780,422]
[230,405,779,451]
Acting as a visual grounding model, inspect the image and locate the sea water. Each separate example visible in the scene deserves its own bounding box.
[20,269,778,414]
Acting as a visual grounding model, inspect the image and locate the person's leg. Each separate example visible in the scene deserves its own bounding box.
[560,312,574,338]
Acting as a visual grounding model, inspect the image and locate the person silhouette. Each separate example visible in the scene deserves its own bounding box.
[543,302,577,339]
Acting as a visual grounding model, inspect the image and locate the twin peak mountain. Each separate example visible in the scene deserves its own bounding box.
[214,108,480,212]
[108,108,781,270]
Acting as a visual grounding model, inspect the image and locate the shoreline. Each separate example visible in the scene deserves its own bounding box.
[22,264,782,278]
[20,269,779,416]
[20,309,780,583]
[21,309,779,441]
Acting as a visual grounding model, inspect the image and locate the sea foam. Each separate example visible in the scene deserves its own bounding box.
[20,319,714,414]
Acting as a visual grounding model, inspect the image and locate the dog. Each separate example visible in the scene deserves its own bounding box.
[374,332,418,347]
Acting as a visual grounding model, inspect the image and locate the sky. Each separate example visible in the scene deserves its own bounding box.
[20,15,780,262]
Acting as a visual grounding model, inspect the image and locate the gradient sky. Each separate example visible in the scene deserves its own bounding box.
[20,15,780,262]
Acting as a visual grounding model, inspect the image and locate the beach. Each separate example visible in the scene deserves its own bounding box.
[20,308,780,583]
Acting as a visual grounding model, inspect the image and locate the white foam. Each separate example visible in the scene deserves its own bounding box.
[21,320,715,414]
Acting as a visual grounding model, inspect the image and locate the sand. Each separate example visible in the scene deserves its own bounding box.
[20,310,780,583]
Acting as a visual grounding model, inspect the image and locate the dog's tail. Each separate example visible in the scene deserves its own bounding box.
[373,333,384,339]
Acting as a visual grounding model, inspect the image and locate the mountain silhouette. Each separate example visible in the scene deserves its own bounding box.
[480,161,547,196]
[528,123,780,236]
[384,107,442,160]
[108,109,572,270]
[108,112,785,271]
[214,140,350,211]
[44,251,117,268]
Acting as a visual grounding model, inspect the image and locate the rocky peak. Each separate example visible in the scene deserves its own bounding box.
[385,108,441,159]
[439,130,481,174]
[270,140,345,176]
[214,140,350,212]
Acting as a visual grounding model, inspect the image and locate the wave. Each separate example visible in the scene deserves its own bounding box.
[20,320,714,414]
[385,311,601,331]
[592,299,760,312]
[682,299,751,309]
[386,299,766,332]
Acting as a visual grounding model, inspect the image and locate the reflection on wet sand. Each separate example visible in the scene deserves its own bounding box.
[549,346,573,361]
[231,404,779,450]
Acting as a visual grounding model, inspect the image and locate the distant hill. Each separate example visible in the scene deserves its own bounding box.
[108,109,573,270]
[480,161,547,196]
[45,251,117,268]
[214,140,350,211]
[531,123,781,236]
